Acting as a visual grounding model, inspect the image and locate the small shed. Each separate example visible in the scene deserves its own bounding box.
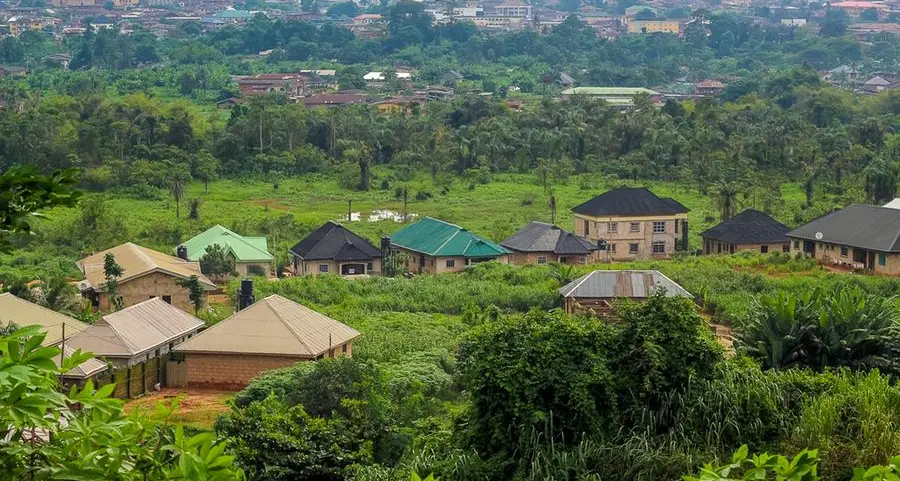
[173,294,360,388]
[559,269,691,316]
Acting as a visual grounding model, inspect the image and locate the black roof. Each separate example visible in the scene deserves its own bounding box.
[700,209,790,245]
[787,204,900,252]
[571,187,690,216]
[501,221,596,255]
[289,221,382,261]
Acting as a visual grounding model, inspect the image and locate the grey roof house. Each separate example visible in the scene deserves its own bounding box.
[700,209,790,255]
[559,269,691,315]
[289,221,383,276]
[501,221,597,265]
[787,204,900,274]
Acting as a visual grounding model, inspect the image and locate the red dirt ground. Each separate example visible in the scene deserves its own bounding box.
[125,388,236,429]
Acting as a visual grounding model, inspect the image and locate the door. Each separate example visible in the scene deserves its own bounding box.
[341,263,366,275]
[804,240,816,256]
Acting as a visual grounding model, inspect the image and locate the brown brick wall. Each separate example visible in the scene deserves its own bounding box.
[99,271,208,313]
[184,353,307,388]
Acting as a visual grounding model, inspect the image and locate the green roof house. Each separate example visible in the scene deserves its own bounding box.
[177,225,274,279]
[388,217,509,274]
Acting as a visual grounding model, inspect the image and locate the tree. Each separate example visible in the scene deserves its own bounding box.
[168,165,191,219]
[193,151,220,192]
[176,275,205,314]
[0,326,244,481]
[820,9,849,37]
[199,243,237,281]
[860,7,879,22]
[0,166,80,252]
[102,252,124,311]
[714,180,743,220]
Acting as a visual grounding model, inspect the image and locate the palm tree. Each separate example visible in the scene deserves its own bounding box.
[714,180,742,221]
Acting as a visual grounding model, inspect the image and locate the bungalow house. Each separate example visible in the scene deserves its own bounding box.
[0,293,108,384]
[560,87,664,109]
[572,187,689,261]
[66,298,204,397]
[176,225,274,278]
[289,221,382,276]
[501,221,597,265]
[700,209,790,255]
[234,73,309,98]
[388,217,510,274]
[559,269,692,316]
[77,243,216,312]
[788,204,900,274]
[173,294,360,388]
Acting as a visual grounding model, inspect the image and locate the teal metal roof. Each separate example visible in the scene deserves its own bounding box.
[390,217,510,258]
[178,225,273,262]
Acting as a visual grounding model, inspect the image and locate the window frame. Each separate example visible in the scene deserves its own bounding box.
[608,222,617,233]
[652,221,665,233]
[319,264,329,273]
[445,259,456,268]
[761,245,769,254]
[629,243,639,254]
[651,241,665,254]
[536,256,547,265]
[840,246,848,257]
[629,222,640,233]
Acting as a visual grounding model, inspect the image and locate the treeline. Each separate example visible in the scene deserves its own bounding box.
[1,67,897,223]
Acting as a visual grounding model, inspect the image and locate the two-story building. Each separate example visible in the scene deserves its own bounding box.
[234,73,309,98]
[572,187,689,261]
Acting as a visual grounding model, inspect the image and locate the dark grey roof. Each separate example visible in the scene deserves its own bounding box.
[501,221,596,255]
[572,188,690,216]
[787,204,900,252]
[559,270,692,299]
[700,209,790,245]
[290,221,382,261]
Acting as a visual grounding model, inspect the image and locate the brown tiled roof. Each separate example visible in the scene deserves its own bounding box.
[77,243,215,291]
[174,294,359,357]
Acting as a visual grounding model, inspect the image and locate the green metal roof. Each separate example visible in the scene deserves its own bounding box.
[561,87,660,96]
[178,225,273,262]
[390,217,510,258]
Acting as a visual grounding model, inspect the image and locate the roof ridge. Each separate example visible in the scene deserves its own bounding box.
[264,296,316,355]
[425,216,464,230]
[432,225,463,256]
[301,223,340,259]
[562,271,594,297]
[0,292,87,333]
[97,316,138,354]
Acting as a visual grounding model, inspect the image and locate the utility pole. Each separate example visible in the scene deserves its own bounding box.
[60,322,65,370]
[348,199,352,222]
[328,332,333,358]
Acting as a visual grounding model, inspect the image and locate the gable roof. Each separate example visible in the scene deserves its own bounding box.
[67,298,204,358]
[0,292,89,345]
[867,75,891,86]
[174,294,359,357]
[61,345,109,379]
[178,225,273,263]
[501,221,596,255]
[289,221,382,261]
[389,217,510,258]
[559,270,692,299]
[77,243,215,292]
[700,209,790,245]
[572,187,690,216]
[787,204,900,252]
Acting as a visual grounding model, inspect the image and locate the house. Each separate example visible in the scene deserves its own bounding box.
[443,70,464,84]
[559,269,692,315]
[560,87,664,109]
[557,72,576,87]
[374,96,428,114]
[351,13,382,25]
[822,65,860,82]
[571,187,689,261]
[42,53,72,69]
[0,293,108,383]
[76,243,216,312]
[235,73,309,98]
[388,217,509,274]
[781,18,807,26]
[215,97,243,109]
[863,75,897,93]
[501,221,597,265]
[67,298,204,397]
[301,93,375,107]
[700,209,790,255]
[695,80,726,96]
[788,204,900,274]
[289,221,382,276]
[364,71,413,82]
[485,3,532,17]
[626,20,682,34]
[829,1,888,16]
[173,294,360,388]
[176,225,274,278]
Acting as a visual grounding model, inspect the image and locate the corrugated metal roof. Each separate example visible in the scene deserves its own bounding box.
[178,225,273,262]
[60,345,108,379]
[559,270,692,299]
[390,217,509,258]
[787,204,900,252]
[77,243,216,291]
[0,293,89,345]
[174,294,359,357]
[67,298,203,358]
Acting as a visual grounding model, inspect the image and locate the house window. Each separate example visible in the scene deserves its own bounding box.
[783,244,790,253]
[446,259,456,268]
[652,241,665,254]
[342,344,348,354]
[583,219,589,235]
[652,221,665,233]
[610,243,616,253]
[536,256,547,265]
[319,264,329,273]
[630,222,640,232]
[608,222,617,233]
[794,240,800,249]
[162,295,172,304]
[880,253,887,266]
[629,243,639,254]
[840,246,848,257]
[154,348,160,358]
[761,245,769,254]
[367,262,373,271]
[579,256,586,264]
[675,220,679,234]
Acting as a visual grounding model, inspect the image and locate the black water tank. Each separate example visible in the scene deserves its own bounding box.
[238,278,255,310]
[176,245,188,260]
